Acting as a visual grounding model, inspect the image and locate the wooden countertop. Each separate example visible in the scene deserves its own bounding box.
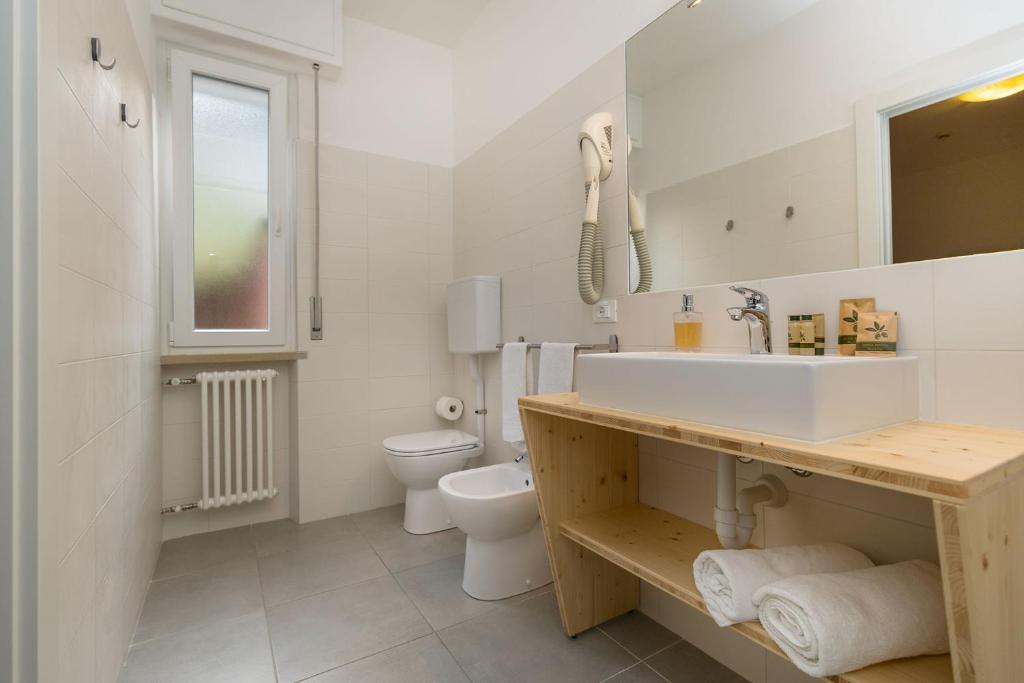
[519,392,1024,503]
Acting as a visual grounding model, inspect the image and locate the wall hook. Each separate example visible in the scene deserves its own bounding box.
[725,219,735,231]
[91,37,116,70]
[785,205,795,219]
[120,103,140,129]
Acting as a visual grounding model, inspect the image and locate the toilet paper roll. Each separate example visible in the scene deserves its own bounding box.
[435,396,464,421]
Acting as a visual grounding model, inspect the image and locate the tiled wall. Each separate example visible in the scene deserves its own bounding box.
[641,127,858,289]
[159,363,292,540]
[293,142,456,522]
[44,0,162,679]
[452,45,1024,683]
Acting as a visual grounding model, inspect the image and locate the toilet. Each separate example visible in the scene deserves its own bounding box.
[439,461,553,600]
[383,429,483,534]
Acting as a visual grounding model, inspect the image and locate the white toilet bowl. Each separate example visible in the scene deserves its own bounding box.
[439,462,553,600]
[383,430,483,535]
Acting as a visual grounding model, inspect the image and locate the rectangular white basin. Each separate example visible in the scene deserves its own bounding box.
[574,352,919,441]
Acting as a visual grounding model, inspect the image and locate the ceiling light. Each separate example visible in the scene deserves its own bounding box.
[687,0,703,7]
[958,73,1024,102]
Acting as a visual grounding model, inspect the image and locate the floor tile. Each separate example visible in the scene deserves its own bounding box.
[153,526,255,580]
[252,514,361,558]
[258,533,389,606]
[119,612,276,683]
[350,503,407,536]
[645,640,749,683]
[306,634,470,683]
[353,505,466,572]
[394,554,501,630]
[604,663,669,682]
[599,611,681,659]
[266,575,432,683]
[438,591,638,683]
[133,557,263,644]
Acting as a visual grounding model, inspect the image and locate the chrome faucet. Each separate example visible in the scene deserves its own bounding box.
[727,285,772,354]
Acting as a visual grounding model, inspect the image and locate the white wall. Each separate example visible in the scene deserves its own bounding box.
[123,0,155,85]
[41,0,163,679]
[292,142,456,523]
[298,17,453,167]
[452,0,679,163]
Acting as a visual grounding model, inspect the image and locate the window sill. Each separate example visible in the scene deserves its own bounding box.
[160,351,308,366]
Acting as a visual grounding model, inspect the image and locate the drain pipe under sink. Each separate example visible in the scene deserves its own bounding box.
[715,452,788,549]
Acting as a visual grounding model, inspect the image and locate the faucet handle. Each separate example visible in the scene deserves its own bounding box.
[729,285,768,306]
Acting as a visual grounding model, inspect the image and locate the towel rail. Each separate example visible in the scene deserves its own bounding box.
[496,334,619,353]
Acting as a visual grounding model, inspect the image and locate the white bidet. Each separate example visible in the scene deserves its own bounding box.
[439,462,553,600]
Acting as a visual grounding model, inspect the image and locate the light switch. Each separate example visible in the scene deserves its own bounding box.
[592,299,617,323]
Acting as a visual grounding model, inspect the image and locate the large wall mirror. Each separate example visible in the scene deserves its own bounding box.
[625,0,1024,292]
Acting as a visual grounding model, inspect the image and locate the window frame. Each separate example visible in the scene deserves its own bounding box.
[169,49,290,347]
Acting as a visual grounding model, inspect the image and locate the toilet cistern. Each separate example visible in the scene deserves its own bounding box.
[727,285,772,354]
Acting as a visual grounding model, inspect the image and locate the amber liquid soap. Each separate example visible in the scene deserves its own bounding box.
[674,293,703,351]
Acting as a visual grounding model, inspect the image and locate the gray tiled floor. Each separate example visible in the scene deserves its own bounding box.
[120,504,746,683]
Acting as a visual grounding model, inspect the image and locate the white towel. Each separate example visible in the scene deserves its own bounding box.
[693,543,873,627]
[537,343,577,395]
[501,343,529,447]
[754,560,949,678]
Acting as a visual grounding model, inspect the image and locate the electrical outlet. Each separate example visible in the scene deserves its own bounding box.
[592,299,617,323]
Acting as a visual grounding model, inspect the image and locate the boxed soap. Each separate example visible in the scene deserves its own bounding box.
[799,315,815,356]
[813,313,824,355]
[839,297,875,356]
[856,311,898,356]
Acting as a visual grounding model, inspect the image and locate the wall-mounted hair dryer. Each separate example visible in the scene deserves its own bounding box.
[577,113,613,304]
[577,113,652,305]
[626,136,652,294]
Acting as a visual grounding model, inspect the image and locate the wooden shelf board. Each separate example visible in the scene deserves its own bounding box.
[161,351,307,366]
[559,503,953,683]
[521,392,1024,502]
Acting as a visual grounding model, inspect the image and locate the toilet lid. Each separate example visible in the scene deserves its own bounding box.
[383,430,481,457]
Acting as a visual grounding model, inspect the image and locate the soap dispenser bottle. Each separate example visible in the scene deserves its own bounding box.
[674,293,703,352]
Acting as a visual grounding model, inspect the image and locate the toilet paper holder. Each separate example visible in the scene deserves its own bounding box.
[435,396,465,421]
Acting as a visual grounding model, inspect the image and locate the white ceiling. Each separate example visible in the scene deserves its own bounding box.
[343,0,492,48]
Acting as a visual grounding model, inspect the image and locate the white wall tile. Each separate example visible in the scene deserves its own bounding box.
[934,250,1024,350]
[368,153,430,191]
[935,350,1024,430]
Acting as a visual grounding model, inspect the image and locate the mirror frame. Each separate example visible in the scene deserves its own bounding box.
[855,25,1024,268]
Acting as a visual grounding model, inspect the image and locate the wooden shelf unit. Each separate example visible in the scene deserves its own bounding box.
[521,392,1024,683]
[561,504,952,683]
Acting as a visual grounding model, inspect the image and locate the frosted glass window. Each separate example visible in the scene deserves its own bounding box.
[191,74,270,331]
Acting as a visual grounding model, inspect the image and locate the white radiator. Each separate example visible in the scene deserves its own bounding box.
[197,369,279,510]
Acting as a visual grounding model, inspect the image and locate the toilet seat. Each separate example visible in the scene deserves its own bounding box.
[383,430,480,458]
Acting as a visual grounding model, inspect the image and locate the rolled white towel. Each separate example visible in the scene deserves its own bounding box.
[754,559,949,678]
[693,543,873,627]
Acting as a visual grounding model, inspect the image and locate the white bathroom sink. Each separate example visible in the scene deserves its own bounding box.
[574,352,919,441]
